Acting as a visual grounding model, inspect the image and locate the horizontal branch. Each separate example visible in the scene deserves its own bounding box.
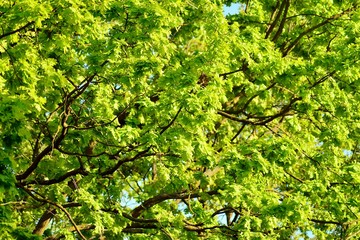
[219,97,301,126]
[100,148,152,176]
[219,61,248,79]
[310,218,342,225]
[131,190,219,218]
[24,168,88,186]
[217,110,253,124]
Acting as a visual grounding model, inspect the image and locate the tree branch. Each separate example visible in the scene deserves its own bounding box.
[310,70,336,89]
[0,21,34,40]
[160,106,183,135]
[310,218,341,225]
[219,61,248,79]
[282,5,358,56]
[271,0,290,42]
[100,148,153,176]
[265,0,286,39]
[16,126,68,181]
[131,190,219,218]
[16,184,87,240]
[219,96,301,126]
[33,208,57,235]
[24,167,88,186]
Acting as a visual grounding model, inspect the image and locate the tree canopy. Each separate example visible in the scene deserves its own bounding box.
[1,0,360,239]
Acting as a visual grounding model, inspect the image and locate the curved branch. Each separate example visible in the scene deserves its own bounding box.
[24,168,88,186]
[160,106,183,135]
[101,148,153,176]
[0,21,34,40]
[16,184,87,240]
[131,190,219,218]
[217,110,253,124]
[282,5,358,56]
[219,97,301,126]
[16,126,68,181]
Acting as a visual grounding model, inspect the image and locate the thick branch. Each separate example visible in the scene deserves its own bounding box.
[271,0,290,42]
[131,190,219,218]
[24,168,88,186]
[122,213,159,223]
[17,184,86,240]
[16,127,68,181]
[310,218,342,225]
[265,0,286,38]
[33,208,57,235]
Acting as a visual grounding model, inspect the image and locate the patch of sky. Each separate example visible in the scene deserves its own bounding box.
[223,3,242,16]
[291,229,316,239]
[120,190,138,209]
[343,149,353,156]
[177,201,193,218]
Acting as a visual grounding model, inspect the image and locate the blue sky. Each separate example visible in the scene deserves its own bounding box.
[223,3,242,16]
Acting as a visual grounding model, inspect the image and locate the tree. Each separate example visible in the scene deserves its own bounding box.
[1,0,359,239]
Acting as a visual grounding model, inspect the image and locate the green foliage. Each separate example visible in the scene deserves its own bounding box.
[1,0,360,239]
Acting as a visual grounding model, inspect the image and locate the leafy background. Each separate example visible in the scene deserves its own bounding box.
[1,0,359,239]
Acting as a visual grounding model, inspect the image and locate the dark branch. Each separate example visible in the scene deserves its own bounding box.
[24,168,88,186]
[310,218,342,225]
[131,190,219,218]
[265,0,286,39]
[16,127,68,181]
[101,148,152,176]
[219,97,301,126]
[271,0,290,42]
[0,21,34,40]
[160,106,183,135]
[16,184,87,240]
[282,5,358,56]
